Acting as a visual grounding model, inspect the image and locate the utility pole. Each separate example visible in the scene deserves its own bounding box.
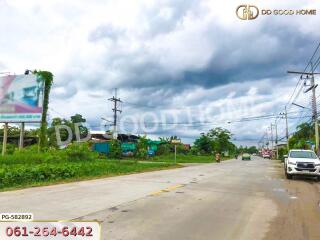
[288,69,320,154]
[270,124,274,153]
[108,88,122,140]
[280,107,289,152]
[311,63,319,154]
[284,107,289,151]
[274,121,278,159]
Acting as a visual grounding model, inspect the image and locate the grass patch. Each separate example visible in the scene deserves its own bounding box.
[0,143,233,191]
[0,143,180,191]
[144,154,233,163]
[0,159,179,191]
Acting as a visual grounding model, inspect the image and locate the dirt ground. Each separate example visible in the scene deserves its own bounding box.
[264,162,320,240]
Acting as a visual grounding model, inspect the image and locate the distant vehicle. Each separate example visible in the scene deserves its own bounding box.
[242,153,251,161]
[284,149,320,181]
[262,153,271,158]
[261,149,271,158]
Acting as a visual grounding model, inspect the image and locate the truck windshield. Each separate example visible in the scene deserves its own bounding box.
[289,151,317,159]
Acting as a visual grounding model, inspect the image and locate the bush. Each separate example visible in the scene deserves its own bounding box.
[136,136,148,160]
[0,163,78,188]
[278,148,288,161]
[0,142,98,166]
[109,140,122,159]
[157,144,172,155]
[0,160,175,189]
[65,142,98,162]
[176,144,189,154]
[0,143,16,155]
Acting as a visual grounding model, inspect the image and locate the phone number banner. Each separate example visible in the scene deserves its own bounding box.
[0,221,101,240]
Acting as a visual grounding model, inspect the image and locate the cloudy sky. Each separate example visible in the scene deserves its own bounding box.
[1,0,320,145]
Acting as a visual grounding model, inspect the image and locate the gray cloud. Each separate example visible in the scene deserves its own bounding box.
[1,0,319,145]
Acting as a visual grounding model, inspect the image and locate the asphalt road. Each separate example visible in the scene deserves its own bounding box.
[1,157,320,240]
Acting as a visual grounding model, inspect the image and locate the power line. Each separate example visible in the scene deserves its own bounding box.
[260,42,320,149]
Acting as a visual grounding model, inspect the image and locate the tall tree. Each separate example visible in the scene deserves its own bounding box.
[289,122,316,149]
[35,70,53,150]
[193,128,236,155]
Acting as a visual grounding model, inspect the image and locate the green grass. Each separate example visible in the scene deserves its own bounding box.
[0,159,179,192]
[143,154,233,163]
[0,143,181,191]
[0,143,233,191]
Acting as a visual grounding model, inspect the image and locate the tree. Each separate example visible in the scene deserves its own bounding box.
[193,128,236,155]
[47,117,69,147]
[208,127,233,153]
[47,114,89,148]
[289,122,316,149]
[157,143,172,155]
[159,137,170,143]
[70,114,89,141]
[238,146,258,154]
[35,70,53,150]
[193,134,213,154]
[0,126,20,137]
[247,146,258,154]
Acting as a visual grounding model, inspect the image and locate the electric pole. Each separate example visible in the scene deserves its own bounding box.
[108,88,122,140]
[285,107,289,151]
[288,69,320,154]
[270,123,274,153]
[274,121,278,159]
[280,107,289,151]
[311,63,319,154]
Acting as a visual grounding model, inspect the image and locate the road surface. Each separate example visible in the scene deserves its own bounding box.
[1,157,320,239]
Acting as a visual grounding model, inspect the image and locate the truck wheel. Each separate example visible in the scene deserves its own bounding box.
[286,172,293,179]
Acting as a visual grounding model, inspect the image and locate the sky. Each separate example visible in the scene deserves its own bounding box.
[0,0,320,145]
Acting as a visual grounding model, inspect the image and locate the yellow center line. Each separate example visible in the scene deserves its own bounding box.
[149,184,184,196]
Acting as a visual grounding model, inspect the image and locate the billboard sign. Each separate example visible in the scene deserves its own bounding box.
[0,74,44,122]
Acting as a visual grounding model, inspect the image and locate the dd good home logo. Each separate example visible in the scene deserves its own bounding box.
[236,4,259,20]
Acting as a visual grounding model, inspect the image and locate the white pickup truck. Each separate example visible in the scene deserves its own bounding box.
[284,149,320,180]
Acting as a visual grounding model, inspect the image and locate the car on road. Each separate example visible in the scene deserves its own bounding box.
[262,152,271,159]
[284,149,320,180]
[242,153,251,161]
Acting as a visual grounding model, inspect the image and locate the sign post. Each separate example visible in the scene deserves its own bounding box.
[171,139,181,164]
[174,145,177,163]
[19,122,25,150]
[2,123,8,156]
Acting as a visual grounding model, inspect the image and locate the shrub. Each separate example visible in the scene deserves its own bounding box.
[136,136,148,160]
[65,142,98,161]
[157,144,172,155]
[0,142,98,166]
[0,163,78,188]
[0,143,16,155]
[109,140,122,159]
[0,160,174,189]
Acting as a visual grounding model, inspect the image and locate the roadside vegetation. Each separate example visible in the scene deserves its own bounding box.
[0,143,177,191]
[0,106,243,191]
[150,154,232,163]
